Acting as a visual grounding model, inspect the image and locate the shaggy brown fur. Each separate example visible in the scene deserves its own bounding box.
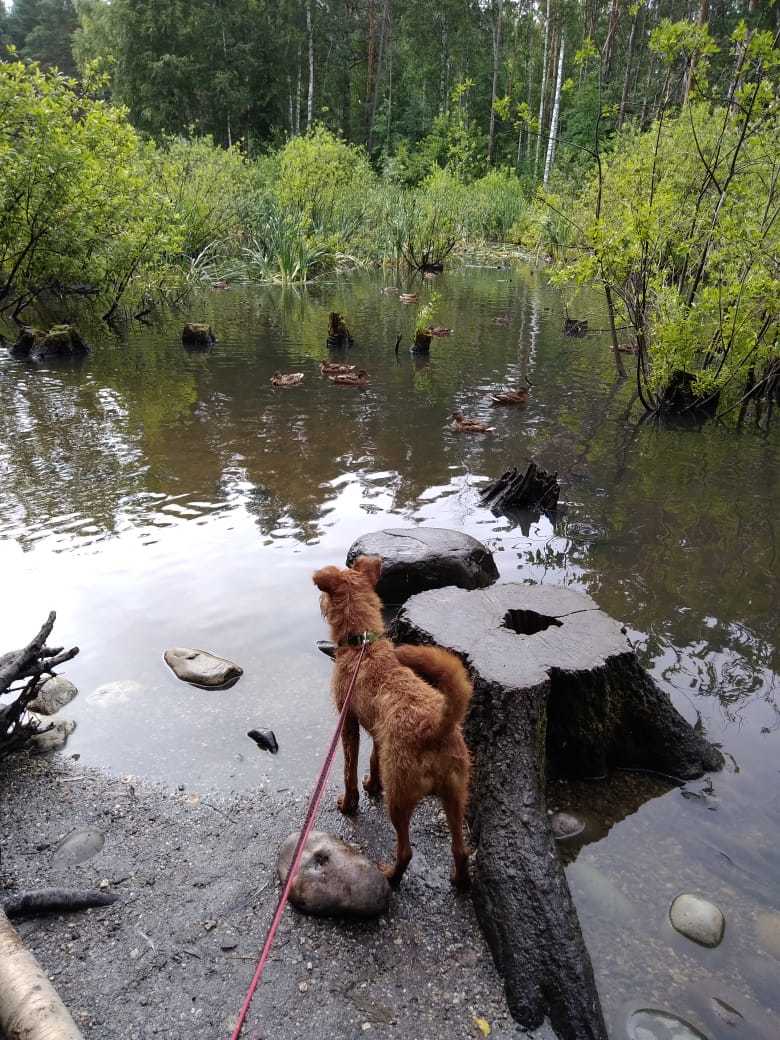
[313,555,473,887]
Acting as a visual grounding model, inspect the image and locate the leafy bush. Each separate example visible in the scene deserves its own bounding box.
[0,60,183,320]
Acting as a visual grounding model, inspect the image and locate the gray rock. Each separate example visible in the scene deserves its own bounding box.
[567,860,634,923]
[164,648,243,689]
[551,812,585,840]
[346,527,498,603]
[28,719,76,754]
[669,893,725,947]
[627,1009,708,1040]
[53,826,106,865]
[276,831,390,919]
[755,910,780,960]
[27,676,79,716]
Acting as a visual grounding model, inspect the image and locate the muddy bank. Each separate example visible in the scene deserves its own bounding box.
[0,754,517,1040]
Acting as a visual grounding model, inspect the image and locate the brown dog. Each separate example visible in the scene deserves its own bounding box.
[313,555,472,887]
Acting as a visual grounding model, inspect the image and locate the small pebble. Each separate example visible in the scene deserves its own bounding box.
[298,981,308,993]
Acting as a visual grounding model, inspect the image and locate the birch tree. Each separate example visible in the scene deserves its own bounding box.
[543,33,564,187]
[533,0,551,181]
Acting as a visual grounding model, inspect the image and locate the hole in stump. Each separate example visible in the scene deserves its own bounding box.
[502,609,563,636]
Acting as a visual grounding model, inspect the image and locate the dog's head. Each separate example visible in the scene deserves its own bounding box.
[313,556,383,642]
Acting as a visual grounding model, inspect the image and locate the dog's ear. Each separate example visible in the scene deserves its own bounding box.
[352,555,382,587]
[313,566,342,593]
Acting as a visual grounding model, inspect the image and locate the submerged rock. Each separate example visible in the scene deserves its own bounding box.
[87,680,143,708]
[669,893,725,948]
[277,831,390,919]
[31,325,90,360]
[627,1009,709,1040]
[28,718,76,754]
[346,527,498,604]
[27,676,78,716]
[551,812,585,840]
[53,826,106,865]
[164,647,243,688]
[755,910,780,960]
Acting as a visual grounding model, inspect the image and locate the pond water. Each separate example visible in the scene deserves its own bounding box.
[1,266,778,1039]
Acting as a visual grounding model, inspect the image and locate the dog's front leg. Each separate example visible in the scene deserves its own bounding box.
[337,712,360,815]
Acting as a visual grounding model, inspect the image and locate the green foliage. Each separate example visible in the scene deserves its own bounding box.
[552,67,779,412]
[0,60,183,318]
[415,291,441,336]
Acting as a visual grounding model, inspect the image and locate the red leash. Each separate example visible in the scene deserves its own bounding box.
[229,637,368,1040]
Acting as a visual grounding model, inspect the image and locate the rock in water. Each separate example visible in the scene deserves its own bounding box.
[669,893,725,947]
[277,831,390,919]
[30,324,90,360]
[27,676,79,716]
[551,812,585,840]
[28,719,76,754]
[627,1009,709,1040]
[755,910,780,960]
[247,729,278,754]
[346,527,498,604]
[164,647,243,688]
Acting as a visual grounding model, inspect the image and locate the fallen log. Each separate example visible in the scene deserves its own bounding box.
[392,583,723,1040]
[0,907,85,1039]
[480,463,560,514]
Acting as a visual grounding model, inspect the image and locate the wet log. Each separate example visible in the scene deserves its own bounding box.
[1,889,118,919]
[480,463,560,514]
[0,907,85,1039]
[182,323,215,348]
[392,583,723,1040]
[0,613,79,756]
[327,312,353,349]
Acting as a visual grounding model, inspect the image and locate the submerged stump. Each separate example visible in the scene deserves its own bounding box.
[327,312,353,349]
[392,583,723,1040]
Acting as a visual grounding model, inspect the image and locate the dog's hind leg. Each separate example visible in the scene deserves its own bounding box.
[441,782,470,889]
[381,797,414,886]
[337,712,360,815]
[363,740,383,797]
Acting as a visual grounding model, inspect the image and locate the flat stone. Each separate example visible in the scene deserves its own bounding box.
[53,826,106,865]
[345,527,498,603]
[670,893,725,947]
[28,719,76,754]
[164,648,243,689]
[627,1009,709,1040]
[87,680,143,708]
[755,910,780,960]
[277,831,390,919]
[27,676,79,716]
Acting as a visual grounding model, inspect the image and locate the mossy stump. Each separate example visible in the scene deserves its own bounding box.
[392,583,723,1040]
[327,312,353,350]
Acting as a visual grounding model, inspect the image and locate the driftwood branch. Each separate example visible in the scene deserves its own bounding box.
[480,464,560,515]
[0,613,79,756]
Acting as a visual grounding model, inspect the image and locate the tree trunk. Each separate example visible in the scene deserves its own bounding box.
[295,48,302,134]
[684,0,710,104]
[487,0,504,164]
[306,0,314,130]
[543,34,564,187]
[533,0,551,182]
[0,908,85,1039]
[617,5,639,128]
[603,0,621,81]
[367,0,391,152]
[393,582,723,1040]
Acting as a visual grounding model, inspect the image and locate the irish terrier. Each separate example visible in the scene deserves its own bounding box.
[313,555,472,887]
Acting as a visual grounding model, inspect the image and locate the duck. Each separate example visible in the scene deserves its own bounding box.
[490,388,529,406]
[320,361,357,376]
[492,313,512,326]
[329,369,369,388]
[427,325,452,337]
[270,371,304,387]
[382,286,399,295]
[399,292,418,304]
[450,411,495,434]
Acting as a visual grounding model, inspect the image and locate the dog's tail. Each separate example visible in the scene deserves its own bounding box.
[394,644,472,738]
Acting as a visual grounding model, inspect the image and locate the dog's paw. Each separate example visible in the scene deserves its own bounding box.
[337,793,359,815]
[379,863,404,887]
[362,773,382,797]
[450,862,471,890]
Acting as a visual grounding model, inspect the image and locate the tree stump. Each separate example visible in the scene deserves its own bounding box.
[327,312,353,349]
[480,463,560,515]
[411,330,432,353]
[391,583,723,1040]
[182,323,215,348]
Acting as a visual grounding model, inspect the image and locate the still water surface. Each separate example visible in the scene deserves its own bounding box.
[1,267,777,1038]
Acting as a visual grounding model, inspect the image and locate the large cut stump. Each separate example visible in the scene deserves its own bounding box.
[392,584,723,1040]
